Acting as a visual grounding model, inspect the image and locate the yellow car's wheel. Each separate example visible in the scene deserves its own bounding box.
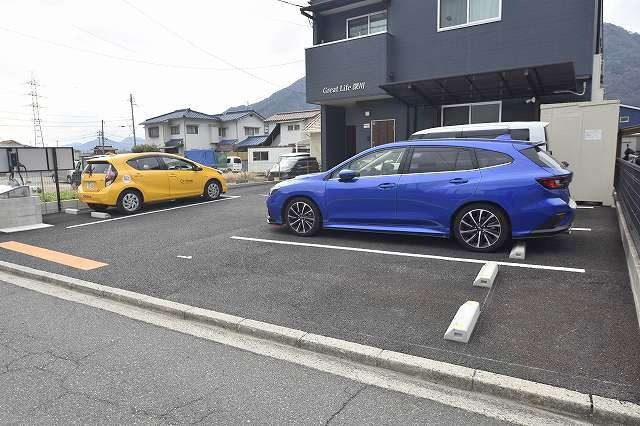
[204,180,221,200]
[117,189,143,214]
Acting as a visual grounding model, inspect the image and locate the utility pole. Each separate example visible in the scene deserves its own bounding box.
[101,119,105,153]
[129,93,137,146]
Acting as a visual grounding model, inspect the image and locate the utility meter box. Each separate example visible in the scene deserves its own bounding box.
[540,100,620,206]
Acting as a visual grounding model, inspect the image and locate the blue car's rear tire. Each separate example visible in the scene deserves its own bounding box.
[285,197,321,237]
[454,203,509,252]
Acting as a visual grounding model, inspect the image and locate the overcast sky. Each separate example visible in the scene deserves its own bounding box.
[0,0,635,146]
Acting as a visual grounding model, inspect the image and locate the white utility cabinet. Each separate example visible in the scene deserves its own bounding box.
[540,100,620,206]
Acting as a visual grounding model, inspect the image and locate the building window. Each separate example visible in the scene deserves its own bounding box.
[253,151,269,161]
[219,127,227,137]
[264,124,269,134]
[347,11,387,39]
[170,125,180,135]
[244,127,260,136]
[620,116,630,123]
[287,124,301,131]
[148,127,159,138]
[438,0,501,31]
[442,101,502,126]
[186,125,198,134]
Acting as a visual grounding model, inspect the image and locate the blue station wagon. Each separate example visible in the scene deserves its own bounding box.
[266,139,576,252]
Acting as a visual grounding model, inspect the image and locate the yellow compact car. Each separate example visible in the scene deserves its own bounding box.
[78,153,228,214]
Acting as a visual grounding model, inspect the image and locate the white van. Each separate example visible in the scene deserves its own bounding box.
[411,122,549,145]
[226,156,243,172]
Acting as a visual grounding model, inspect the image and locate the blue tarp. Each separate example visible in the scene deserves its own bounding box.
[185,149,217,167]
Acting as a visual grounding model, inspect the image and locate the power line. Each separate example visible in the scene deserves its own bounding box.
[274,0,305,7]
[0,25,303,72]
[73,24,137,54]
[119,0,306,96]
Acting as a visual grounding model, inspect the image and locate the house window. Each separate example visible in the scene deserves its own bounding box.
[148,127,159,138]
[264,124,269,134]
[253,151,269,161]
[245,127,260,136]
[186,125,198,134]
[442,101,502,126]
[219,127,227,137]
[438,0,501,31]
[170,125,180,135]
[347,11,387,39]
[287,124,301,131]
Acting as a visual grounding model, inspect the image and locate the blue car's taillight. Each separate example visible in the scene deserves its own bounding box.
[536,175,571,190]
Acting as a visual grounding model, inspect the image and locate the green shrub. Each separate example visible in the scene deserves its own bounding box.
[131,144,161,153]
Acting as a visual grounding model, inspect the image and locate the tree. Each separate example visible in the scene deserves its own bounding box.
[131,144,161,153]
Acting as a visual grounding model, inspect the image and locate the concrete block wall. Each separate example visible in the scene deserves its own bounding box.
[0,196,43,228]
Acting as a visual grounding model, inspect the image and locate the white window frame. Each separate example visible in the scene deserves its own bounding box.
[437,0,502,32]
[441,101,502,126]
[186,125,199,135]
[346,10,387,39]
[170,125,180,135]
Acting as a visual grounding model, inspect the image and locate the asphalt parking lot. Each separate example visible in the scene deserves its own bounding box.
[1,184,639,403]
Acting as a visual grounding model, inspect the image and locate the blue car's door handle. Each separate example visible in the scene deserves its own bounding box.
[378,183,396,190]
[449,178,469,184]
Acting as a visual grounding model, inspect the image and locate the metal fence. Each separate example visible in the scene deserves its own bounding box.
[615,159,640,247]
[0,169,79,214]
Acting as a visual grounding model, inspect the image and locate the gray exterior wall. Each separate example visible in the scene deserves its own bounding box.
[307,0,600,105]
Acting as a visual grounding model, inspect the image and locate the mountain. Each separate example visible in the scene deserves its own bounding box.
[604,23,640,107]
[65,137,137,153]
[227,77,316,118]
[121,135,145,147]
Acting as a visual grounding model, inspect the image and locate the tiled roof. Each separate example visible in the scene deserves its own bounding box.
[264,109,321,123]
[217,139,238,146]
[214,110,264,122]
[0,140,27,147]
[304,114,321,133]
[142,108,264,125]
[236,135,269,148]
[142,108,218,125]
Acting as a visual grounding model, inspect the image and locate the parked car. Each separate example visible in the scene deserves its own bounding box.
[226,156,243,172]
[411,122,549,147]
[78,153,227,214]
[268,153,320,179]
[266,139,575,252]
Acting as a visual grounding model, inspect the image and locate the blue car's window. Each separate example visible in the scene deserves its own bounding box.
[521,147,564,170]
[475,149,513,168]
[332,148,406,178]
[408,148,475,173]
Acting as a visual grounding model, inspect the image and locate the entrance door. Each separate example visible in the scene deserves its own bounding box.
[371,119,396,147]
[345,126,357,159]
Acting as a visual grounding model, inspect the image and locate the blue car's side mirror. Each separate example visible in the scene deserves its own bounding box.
[338,169,359,182]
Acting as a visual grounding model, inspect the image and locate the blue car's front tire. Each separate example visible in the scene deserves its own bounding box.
[285,197,321,237]
[453,203,510,253]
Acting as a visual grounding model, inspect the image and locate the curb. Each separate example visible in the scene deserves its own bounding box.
[1,260,639,423]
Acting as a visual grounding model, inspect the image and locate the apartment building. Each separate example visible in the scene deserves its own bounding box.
[301,0,605,168]
[141,108,265,154]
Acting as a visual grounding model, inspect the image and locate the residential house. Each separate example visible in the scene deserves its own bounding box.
[301,0,604,169]
[141,108,265,154]
[264,109,321,151]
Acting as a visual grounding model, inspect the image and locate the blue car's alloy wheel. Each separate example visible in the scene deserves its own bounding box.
[454,204,509,252]
[286,198,320,236]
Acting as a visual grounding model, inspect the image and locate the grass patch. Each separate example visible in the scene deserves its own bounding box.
[39,190,78,202]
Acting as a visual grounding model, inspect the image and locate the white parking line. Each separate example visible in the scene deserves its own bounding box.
[259,194,269,197]
[231,236,586,274]
[66,196,241,229]
[571,228,592,232]
[576,206,595,209]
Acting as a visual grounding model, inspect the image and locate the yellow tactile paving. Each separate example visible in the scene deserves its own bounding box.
[0,241,108,271]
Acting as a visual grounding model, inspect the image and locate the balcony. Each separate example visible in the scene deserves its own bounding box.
[305,32,391,104]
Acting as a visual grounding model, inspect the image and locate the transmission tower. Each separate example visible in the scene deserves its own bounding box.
[27,77,45,147]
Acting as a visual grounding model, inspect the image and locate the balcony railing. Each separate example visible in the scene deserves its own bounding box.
[305,32,391,104]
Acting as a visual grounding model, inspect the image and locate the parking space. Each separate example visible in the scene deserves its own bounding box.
[1,183,639,403]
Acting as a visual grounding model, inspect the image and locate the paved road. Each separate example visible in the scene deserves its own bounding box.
[0,184,638,403]
[0,281,512,425]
